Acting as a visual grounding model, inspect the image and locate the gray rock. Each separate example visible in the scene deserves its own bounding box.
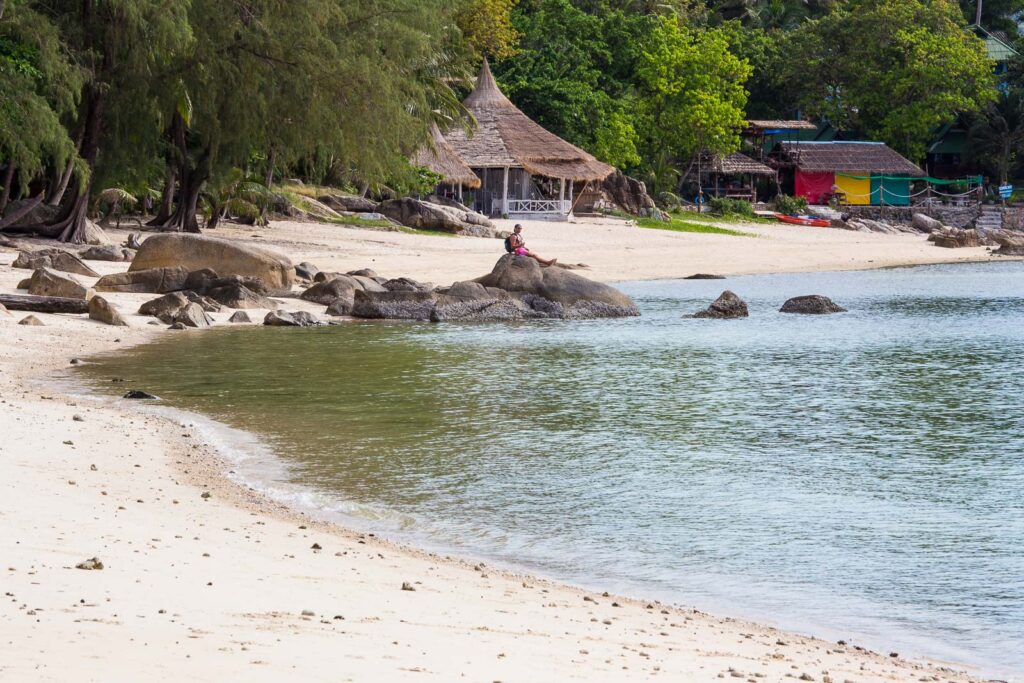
[300,277,358,305]
[779,295,847,314]
[123,390,157,399]
[168,322,187,330]
[170,302,214,328]
[382,277,431,292]
[351,290,437,320]
[430,298,531,322]
[351,275,387,292]
[139,292,190,319]
[184,291,222,312]
[205,282,275,309]
[911,213,945,233]
[18,314,44,326]
[347,268,377,278]
[13,249,100,277]
[318,194,377,213]
[88,296,129,326]
[26,268,93,299]
[295,262,319,281]
[476,254,638,314]
[95,267,189,294]
[228,311,252,323]
[325,298,354,316]
[81,245,134,262]
[377,197,496,235]
[440,281,493,301]
[690,291,748,319]
[263,310,320,327]
[684,273,726,280]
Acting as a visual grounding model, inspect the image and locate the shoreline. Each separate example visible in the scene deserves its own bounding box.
[0,221,1003,682]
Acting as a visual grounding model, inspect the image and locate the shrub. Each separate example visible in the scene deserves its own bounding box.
[774,194,808,215]
[708,196,755,217]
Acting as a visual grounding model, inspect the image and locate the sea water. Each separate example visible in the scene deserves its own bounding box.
[76,262,1024,678]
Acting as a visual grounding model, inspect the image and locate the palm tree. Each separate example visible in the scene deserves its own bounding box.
[967,89,1024,184]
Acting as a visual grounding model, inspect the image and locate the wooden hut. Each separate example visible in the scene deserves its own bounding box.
[774,141,924,206]
[411,123,481,201]
[444,59,615,219]
[699,152,775,202]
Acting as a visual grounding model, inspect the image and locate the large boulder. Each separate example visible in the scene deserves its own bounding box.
[911,213,945,234]
[992,230,1024,256]
[169,302,214,328]
[26,268,93,300]
[128,233,294,292]
[263,310,320,327]
[88,296,129,326]
[377,197,496,236]
[600,170,658,216]
[351,275,386,292]
[475,254,638,315]
[139,292,190,319]
[94,266,189,294]
[689,291,748,319]
[300,277,357,306]
[295,261,319,281]
[779,295,847,314]
[382,277,431,293]
[430,298,533,322]
[13,249,99,277]
[928,227,984,248]
[205,282,275,309]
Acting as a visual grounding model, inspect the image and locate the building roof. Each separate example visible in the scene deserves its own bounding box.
[444,59,616,181]
[747,119,817,132]
[704,152,775,176]
[777,141,925,176]
[969,24,1018,62]
[411,123,481,188]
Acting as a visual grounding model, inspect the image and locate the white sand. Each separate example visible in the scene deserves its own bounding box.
[0,219,996,682]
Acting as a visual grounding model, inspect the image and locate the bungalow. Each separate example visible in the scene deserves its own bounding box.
[443,60,615,219]
[773,141,925,206]
[411,123,481,201]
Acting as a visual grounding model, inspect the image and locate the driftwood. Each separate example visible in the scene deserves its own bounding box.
[0,193,44,231]
[0,293,89,314]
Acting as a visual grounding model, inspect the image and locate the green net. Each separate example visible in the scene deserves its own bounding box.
[835,173,983,185]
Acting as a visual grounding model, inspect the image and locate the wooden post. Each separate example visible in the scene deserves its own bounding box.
[559,177,565,212]
[502,166,509,215]
[568,179,574,214]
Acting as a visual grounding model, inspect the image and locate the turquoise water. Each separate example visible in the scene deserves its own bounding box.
[78,262,1024,677]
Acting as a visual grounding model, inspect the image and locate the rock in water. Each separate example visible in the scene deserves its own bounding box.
[263,310,319,327]
[88,296,129,326]
[123,390,157,399]
[325,299,353,316]
[12,249,100,277]
[690,290,749,319]
[26,268,93,300]
[129,233,294,292]
[779,295,847,314]
[18,314,44,326]
[95,267,189,294]
[684,273,726,280]
[351,290,438,320]
[476,254,638,316]
[228,311,252,323]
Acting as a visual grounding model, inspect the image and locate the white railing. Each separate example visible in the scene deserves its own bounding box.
[505,199,572,215]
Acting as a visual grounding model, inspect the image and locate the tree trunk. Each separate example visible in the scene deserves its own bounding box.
[147,163,177,225]
[0,161,14,215]
[46,156,77,207]
[0,293,90,314]
[0,193,43,231]
[264,149,275,187]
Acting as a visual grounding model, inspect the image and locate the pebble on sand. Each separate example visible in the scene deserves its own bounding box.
[75,557,104,570]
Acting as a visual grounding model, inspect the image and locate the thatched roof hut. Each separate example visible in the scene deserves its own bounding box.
[411,123,481,189]
[705,152,775,176]
[444,59,615,218]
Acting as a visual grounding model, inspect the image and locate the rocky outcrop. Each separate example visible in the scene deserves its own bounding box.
[377,197,497,237]
[88,296,129,326]
[780,295,847,314]
[263,310,320,327]
[13,249,100,277]
[382,277,431,292]
[95,266,189,294]
[129,233,294,292]
[912,213,944,233]
[991,230,1024,255]
[928,227,983,248]
[601,170,659,217]
[138,292,213,326]
[169,302,214,328]
[476,254,638,313]
[25,268,93,300]
[228,311,252,323]
[351,290,438,320]
[295,262,319,281]
[81,245,135,262]
[318,194,376,213]
[689,291,748,319]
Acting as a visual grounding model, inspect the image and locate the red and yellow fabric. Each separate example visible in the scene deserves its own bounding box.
[794,171,834,204]
[834,172,872,205]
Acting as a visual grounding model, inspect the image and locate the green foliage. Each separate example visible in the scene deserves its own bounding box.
[457,0,521,60]
[633,17,752,193]
[774,194,808,215]
[784,0,995,161]
[708,196,755,217]
[966,89,1024,183]
[636,214,756,236]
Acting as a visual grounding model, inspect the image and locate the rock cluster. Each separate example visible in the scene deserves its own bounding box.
[376,198,499,238]
[685,291,848,318]
[689,291,748,318]
[13,248,99,277]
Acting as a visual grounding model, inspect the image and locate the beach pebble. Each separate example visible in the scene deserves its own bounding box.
[123,390,157,400]
[72,414,84,422]
[200,491,211,499]
[401,582,416,591]
[301,609,315,617]
[75,557,104,570]
[18,315,44,326]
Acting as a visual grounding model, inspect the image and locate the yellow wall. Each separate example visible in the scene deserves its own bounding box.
[835,173,872,205]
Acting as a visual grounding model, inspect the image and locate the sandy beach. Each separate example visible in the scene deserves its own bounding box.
[0,216,1002,682]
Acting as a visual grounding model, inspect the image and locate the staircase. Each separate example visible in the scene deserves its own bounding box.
[976,205,1003,231]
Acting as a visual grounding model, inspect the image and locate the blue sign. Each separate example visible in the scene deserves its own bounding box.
[999,184,1013,198]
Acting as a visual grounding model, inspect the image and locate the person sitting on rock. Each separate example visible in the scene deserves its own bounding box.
[504,224,557,267]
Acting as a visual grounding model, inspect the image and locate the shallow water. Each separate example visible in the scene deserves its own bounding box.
[78,262,1024,677]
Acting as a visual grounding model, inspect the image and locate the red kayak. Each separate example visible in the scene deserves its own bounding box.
[774,213,830,227]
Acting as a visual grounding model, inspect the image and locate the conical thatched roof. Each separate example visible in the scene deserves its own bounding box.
[412,123,481,188]
[445,59,615,182]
